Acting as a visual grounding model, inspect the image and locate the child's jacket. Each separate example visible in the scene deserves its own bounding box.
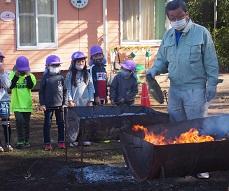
[65,71,94,106]
[9,71,36,112]
[110,73,138,104]
[39,72,67,108]
[90,64,107,99]
[0,71,11,102]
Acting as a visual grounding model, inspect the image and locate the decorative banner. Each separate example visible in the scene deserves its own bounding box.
[145,50,152,58]
[0,11,15,21]
[128,52,136,59]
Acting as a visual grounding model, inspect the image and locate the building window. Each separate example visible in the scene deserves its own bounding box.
[16,0,57,49]
[121,0,166,44]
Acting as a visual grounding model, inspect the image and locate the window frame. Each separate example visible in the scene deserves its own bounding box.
[120,0,165,46]
[16,0,58,50]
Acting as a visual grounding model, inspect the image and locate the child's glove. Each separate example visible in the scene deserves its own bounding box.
[206,85,217,102]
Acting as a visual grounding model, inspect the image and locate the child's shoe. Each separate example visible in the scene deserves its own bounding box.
[6,144,13,152]
[69,142,78,147]
[16,142,24,149]
[0,146,4,152]
[196,172,210,179]
[83,141,92,146]
[58,142,66,149]
[44,144,52,151]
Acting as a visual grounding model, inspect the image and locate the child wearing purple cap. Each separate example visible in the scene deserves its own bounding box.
[39,55,67,151]
[66,51,94,107]
[9,56,36,149]
[89,45,108,105]
[110,60,138,106]
[65,51,94,146]
[0,51,13,152]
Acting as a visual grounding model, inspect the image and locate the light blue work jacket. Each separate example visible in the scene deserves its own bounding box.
[152,20,219,89]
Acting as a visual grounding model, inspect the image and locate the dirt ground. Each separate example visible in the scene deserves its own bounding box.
[0,74,229,191]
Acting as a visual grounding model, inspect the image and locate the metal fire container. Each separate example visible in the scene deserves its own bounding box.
[120,114,229,181]
[66,105,169,141]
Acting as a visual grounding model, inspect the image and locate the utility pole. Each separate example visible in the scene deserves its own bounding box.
[214,0,217,30]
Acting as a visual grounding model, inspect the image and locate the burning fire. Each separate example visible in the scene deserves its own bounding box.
[132,125,214,145]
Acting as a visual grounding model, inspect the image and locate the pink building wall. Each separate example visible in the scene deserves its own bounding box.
[0,0,157,74]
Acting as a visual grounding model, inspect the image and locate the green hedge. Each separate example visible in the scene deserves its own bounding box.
[187,0,229,72]
[213,27,229,72]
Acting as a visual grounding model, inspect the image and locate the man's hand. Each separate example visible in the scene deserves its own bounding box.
[206,85,217,102]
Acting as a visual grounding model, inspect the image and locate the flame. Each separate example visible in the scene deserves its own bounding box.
[133,125,169,145]
[132,125,214,145]
[173,128,214,144]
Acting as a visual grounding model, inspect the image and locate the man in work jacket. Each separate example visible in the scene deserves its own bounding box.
[147,0,219,179]
[147,0,219,122]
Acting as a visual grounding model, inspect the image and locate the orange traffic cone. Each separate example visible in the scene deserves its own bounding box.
[141,82,151,107]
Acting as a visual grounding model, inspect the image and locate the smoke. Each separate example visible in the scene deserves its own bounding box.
[200,114,229,139]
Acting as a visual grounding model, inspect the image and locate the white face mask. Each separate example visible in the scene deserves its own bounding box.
[49,66,60,74]
[75,64,84,70]
[171,18,187,31]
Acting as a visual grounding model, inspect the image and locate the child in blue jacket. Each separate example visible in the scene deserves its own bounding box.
[65,51,94,147]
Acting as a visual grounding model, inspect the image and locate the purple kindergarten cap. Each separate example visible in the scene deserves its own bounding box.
[46,55,62,66]
[16,56,30,72]
[90,45,103,57]
[121,60,136,72]
[71,51,87,60]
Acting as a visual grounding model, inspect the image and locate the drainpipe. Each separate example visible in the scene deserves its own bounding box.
[103,0,108,62]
